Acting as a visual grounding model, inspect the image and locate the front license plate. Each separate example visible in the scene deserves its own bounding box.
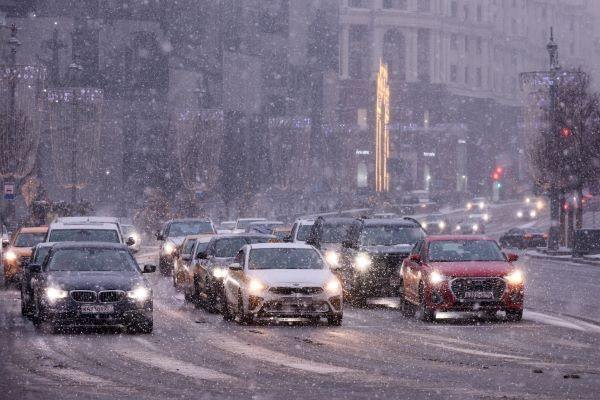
[80,305,114,314]
[464,291,494,300]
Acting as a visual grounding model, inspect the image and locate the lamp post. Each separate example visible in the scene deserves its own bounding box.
[68,62,83,205]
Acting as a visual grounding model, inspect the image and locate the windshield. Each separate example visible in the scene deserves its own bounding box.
[168,221,214,236]
[182,239,197,254]
[215,238,248,258]
[48,229,120,243]
[428,240,505,262]
[296,225,313,241]
[33,247,51,264]
[321,223,353,243]
[236,219,265,229]
[48,249,138,272]
[248,248,324,270]
[195,241,209,256]
[360,226,425,246]
[14,233,47,247]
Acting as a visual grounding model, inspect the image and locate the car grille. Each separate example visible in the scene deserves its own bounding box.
[269,287,323,295]
[98,290,126,303]
[71,290,97,303]
[450,278,506,301]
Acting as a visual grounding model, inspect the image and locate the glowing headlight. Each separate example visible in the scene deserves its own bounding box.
[354,253,372,272]
[163,242,176,255]
[325,250,339,266]
[421,222,428,229]
[455,225,461,231]
[429,271,446,284]
[505,270,524,285]
[325,278,342,294]
[529,210,537,218]
[45,287,68,303]
[128,287,151,302]
[536,200,544,210]
[3,249,17,262]
[248,279,266,295]
[131,233,141,243]
[472,224,479,232]
[482,213,490,222]
[516,211,523,218]
[525,197,531,204]
[438,221,446,230]
[478,202,485,210]
[212,267,227,279]
[466,202,473,210]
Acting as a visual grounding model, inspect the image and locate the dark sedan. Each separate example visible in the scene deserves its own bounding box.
[27,243,155,333]
[499,228,547,249]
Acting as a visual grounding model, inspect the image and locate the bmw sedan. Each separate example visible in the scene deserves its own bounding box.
[28,243,155,333]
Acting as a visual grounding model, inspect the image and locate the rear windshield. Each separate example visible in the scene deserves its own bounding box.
[321,223,353,244]
[48,249,138,272]
[182,239,197,254]
[14,233,47,247]
[248,248,324,270]
[168,221,214,237]
[296,225,313,241]
[48,229,120,243]
[360,226,425,246]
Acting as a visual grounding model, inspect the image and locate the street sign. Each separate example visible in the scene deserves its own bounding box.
[3,183,15,201]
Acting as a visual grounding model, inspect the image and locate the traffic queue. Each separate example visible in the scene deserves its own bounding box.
[2,206,527,334]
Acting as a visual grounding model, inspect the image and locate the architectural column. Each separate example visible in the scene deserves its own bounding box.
[340,24,350,78]
[406,28,418,82]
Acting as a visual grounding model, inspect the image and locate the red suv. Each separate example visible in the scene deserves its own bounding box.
[400,235,524,322]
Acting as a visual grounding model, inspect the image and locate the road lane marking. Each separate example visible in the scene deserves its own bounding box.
[525,310,600,334]
[422,342,531,361]
[117,349,234,381]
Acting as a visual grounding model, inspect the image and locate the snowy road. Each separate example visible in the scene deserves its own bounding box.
[1,244,600,399]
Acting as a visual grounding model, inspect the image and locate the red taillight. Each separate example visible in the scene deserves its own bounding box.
[524,234,533,239]
[543,233,548,239]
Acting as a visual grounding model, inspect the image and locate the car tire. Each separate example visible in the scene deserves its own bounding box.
[419,284,435,323]
[237,293,253,325]
[506,309,523,322]
[222,295,234,322]
[327,314,343,326]
[205,280,219,314]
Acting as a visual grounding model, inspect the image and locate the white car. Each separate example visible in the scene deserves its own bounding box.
[46,222,124,244]
[233,218,267,234]
[221,243,343,325]
[290,219,314,243]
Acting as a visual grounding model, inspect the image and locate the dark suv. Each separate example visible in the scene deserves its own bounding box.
[338,218,426,306]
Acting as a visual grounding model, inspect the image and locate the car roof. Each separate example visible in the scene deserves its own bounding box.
[18,226,48,233]
[51,242,129,250]
[169,218,213,223]
[248,242,314,250]
[247,221,283,225]
[426,235,494,242]
[212,233,276,240]
[49,222,119,230]
[55,216,120,224]
[361,218,420,227]
[317,217,356,224]
[34,241,56,248]
[294,219,315,225]
[237,217,266,221]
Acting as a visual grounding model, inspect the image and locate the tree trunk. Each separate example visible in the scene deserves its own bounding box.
[576,187,584,230]
[567,195,575,249]
[558,193,566,247]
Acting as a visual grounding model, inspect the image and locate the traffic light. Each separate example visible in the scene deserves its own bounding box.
[491,166,504,181]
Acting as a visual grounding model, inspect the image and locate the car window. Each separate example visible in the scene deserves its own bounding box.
[194,241,209,258]
[182,239,197,254]
[48,229,120,243]
[296,224,313,241]
[411,240,422,256]
[14,232,47,247]
[33,246,52,264]
[360,226,425,246]
[320,223,354,244]
[234,250,244,265]
[215,238,248,258]
[248,248,325,270]
[48,249,138,272]
[168,221,214,237]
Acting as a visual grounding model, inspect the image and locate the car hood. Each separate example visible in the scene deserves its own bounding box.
[427,261,515,277]
[321,243,342,252]
[246,269,334,287]
[46,271,145,291]
[360,244,413,254]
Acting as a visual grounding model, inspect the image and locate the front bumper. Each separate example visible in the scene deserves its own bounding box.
[40,298,152,327]
[424,279,523,312]
[2,261,22,281]
[248,290,342,318]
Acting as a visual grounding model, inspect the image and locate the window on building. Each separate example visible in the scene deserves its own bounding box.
[477,5,482,22]
[476,67,482,87]
[350,0,366,8]
[464,5,469,21]
[417,28,430,82]
[417,0,430,12]
[450,1,458,17]
[476,37,482,55]
[450,34,458,50]
[464,66,470,84]
[464,36,469,53]
[349,25,368,79]
[383,29,406,80]
[450,64,458,82]
[382,0,407,9]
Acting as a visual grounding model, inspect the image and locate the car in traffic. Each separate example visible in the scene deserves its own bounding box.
[454,219,485,234]
[172,234,201,288]
[20,242,55,317]
[271,225,292,242]
[420,213,450,235]
[400,236,524,322]
[187,234,276,312]
[175,236,213,292]
[233,218,267,233]
[466,197,488,212]
[245,220,284,234]
[47,221,124,244]
[305,217,357,268]
[290,219,314,243]
[156,218,216,275]
[2,226,48,286]
[515,206,539,220]
[371,212,398,219]
[338,218,426,306]
[27,242,155,333]
[221,243,343,325]
[499,228,547,249]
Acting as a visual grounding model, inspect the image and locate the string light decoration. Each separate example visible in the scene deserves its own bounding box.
[375,61,390,192]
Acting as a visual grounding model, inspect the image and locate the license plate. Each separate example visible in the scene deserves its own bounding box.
[463,291,494,299]
[80,305,114,314]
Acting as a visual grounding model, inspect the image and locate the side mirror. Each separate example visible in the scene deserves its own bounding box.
[143,264,156,273]
[409,254,421,263]
[155,231,164,241]
[283,235,293,243]
[27,264,42,274]
[228,262,242,271]
[126,237,136,246]
[1,240,8,249]
[506,253,519,262]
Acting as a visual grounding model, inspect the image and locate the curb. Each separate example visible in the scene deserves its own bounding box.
[525,252,600,267]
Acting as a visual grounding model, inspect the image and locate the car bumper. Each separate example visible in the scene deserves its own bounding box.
[250,292,342,318]
[425,281,523,312]
[40,300,152,326]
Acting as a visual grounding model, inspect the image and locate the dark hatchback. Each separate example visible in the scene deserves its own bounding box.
[339,218,426,306]
[26,243,155,333]
[499,228,547,249]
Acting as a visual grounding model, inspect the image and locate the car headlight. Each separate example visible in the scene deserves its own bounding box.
[438,221,446,230]
[472,224,479,232]
[325,250,339,266]
[128,287,151,302]
[536,200,544,210]
[248,279,266,295]
[455,225,461,231]
[466,202,473,210]
[212,267,227,279]
[421,222,428,229]
[163,242,176,255]
[3,249,17,262]
[354,253,372,272]
[516,211,523,218]
[525,197,531,204]
[429,271,446,284]
[45,287,68,303]
[529,210,537,218]
[505,270,524,285]
[482,213,490,222]
[131,233,141,243]
[478,202,485,210]
[325,278,342,295]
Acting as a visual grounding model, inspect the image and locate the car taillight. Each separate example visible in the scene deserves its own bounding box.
[524,234,533,239]
[543,233,548,239]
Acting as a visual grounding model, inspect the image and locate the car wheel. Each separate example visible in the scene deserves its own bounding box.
[327,314,342,326]
[205,280,219,314]
[222,294,234,322]
[237,293,253,325]
[418,284,435,323]
[506,309,523,322]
